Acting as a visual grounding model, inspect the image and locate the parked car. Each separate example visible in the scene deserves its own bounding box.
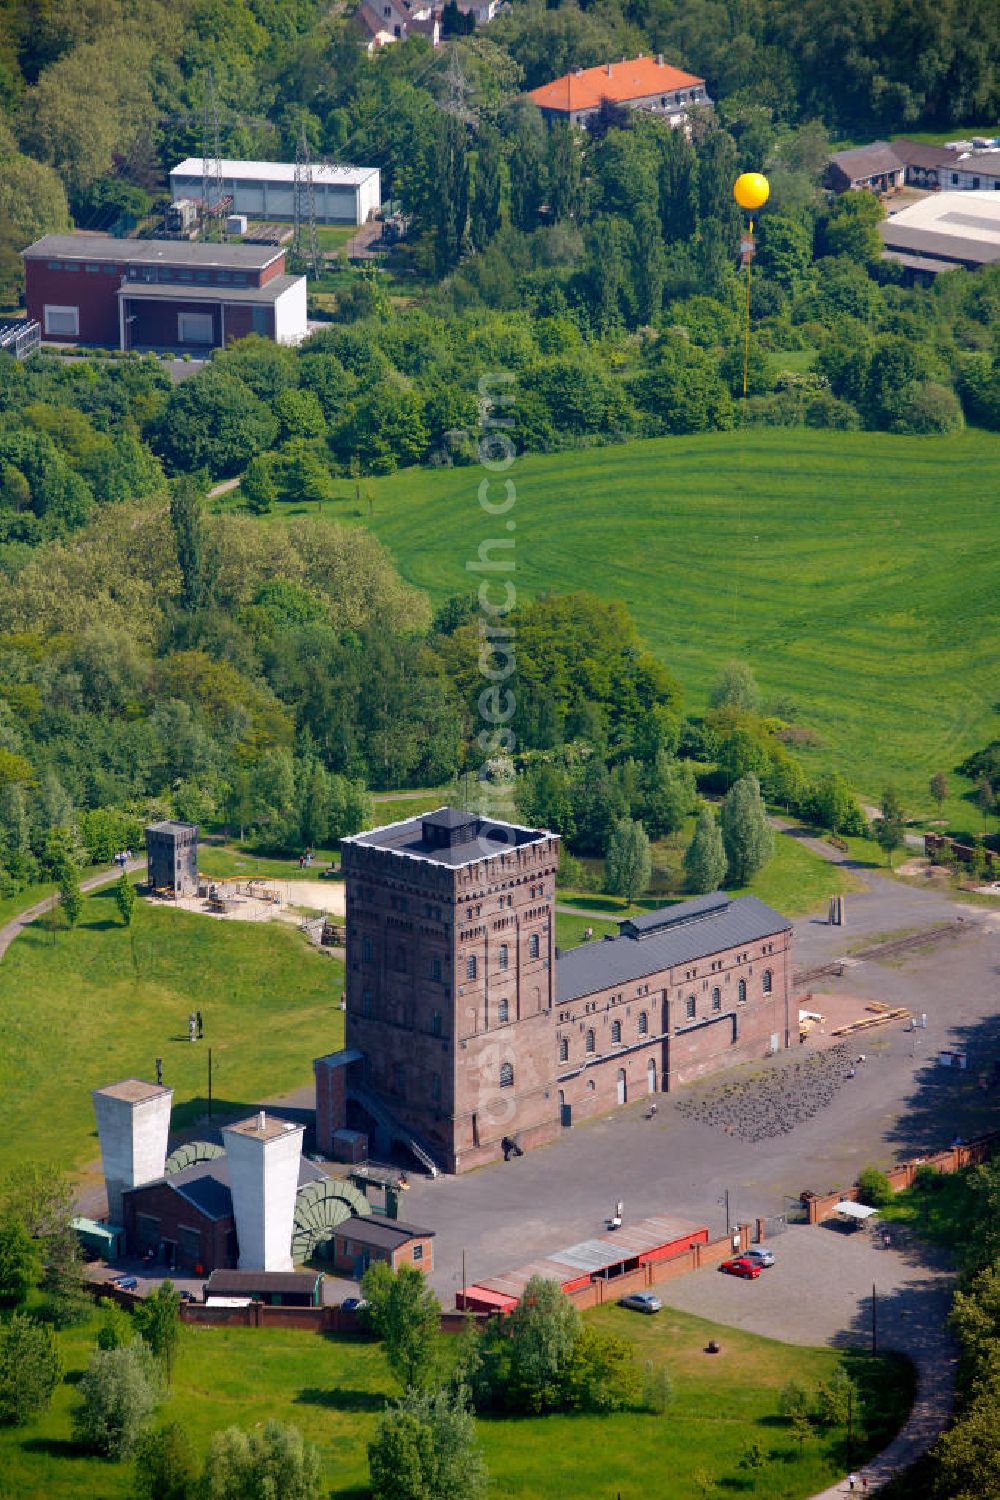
[341,1297,368,1312]
[619,1292,662,1314]
[719,1257,761,1280]
[743,1247,775,1268]
[179,1290,199,1303]
[116,1276,139,1291]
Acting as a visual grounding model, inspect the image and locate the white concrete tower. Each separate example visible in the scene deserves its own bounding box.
[91,1079,173,1224]
[222,1112,304,1272]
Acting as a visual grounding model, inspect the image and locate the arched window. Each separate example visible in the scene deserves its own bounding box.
[529,933,540,959]
[638,1010,648,1036]
[738,979,747,1003]
[498,943,509,971]
[499,1061,514,1089]
[763,969,773,995]
[585,1029,595,1054]
[712,987,721,1011]
[587,1078,596,1092]
[466,954,477,980]
[559,1036,569,1062]
[498,998,509,1024]
[611,1020,622,1044]
[686,994,696,1018]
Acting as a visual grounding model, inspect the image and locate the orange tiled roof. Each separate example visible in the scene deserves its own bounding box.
[528,55,704,113]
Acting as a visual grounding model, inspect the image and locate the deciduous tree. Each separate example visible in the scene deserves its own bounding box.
[361,1262,442,1391]
[684,806,727,894]
[72,1341,160,1459]
[604,817,651,904]
[115,870,136,927]
[0,1312,60,1426]
[368,1387,486,1500]
[720,775,774,885]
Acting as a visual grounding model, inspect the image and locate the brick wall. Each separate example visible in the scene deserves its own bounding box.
[802,1131,1000,1224]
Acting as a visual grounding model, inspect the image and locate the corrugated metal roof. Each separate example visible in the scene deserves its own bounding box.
[557,893,790,1003]
[471,1213,707,1300]
[170,158,378,187]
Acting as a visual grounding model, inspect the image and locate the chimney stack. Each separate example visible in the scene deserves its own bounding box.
[92,1080,173,1224]
[223,1112,304,1272]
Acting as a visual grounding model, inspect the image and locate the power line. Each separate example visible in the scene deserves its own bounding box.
[201,68,226,241]
[293,125,321,278]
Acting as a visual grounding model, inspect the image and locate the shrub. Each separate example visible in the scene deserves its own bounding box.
[857,1167,894,1208]
[72,1341,160,1459]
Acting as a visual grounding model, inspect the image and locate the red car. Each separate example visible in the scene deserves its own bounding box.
[719,1256,762,1280]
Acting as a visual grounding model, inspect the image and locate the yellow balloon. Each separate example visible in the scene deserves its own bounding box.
[733,172,770,211]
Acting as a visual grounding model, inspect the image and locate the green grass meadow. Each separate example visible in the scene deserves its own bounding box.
[0,886,343,1184]
[348,429,1000,822]
[0,1301,908,1500]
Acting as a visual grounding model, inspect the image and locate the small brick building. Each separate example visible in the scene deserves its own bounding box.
[330,1215,434,1277]
[315,809,794,1175]
[22,235,307,350]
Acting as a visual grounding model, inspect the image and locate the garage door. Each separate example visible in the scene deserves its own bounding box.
[177,311,215,344]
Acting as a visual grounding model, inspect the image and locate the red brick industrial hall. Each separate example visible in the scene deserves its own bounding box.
[22,235,307,350]
[315,809,794,1175]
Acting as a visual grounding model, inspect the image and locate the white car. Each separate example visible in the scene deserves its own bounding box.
[743,1247,775,1268]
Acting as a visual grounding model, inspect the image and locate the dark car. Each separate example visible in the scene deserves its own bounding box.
[619,1292,662,1314]
[179,1290,199,1303]
[115,1275,139,1291]
[341,1297,368,1312]
[719,1257,761,1280]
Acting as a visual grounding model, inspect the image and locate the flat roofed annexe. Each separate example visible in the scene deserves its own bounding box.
[459,1213,709,1310]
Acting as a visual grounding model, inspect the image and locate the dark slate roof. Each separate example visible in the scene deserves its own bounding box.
[556,893,791,1003]
[890,138,959,170]
[337,1214,434,1249]
[829,142,903,180]
[205,1270,322,1295]
[146,820,197,835]
[23,234,284,270]
[619,891,730,937]
[344,807,550,870]
[161,1154,324,1222]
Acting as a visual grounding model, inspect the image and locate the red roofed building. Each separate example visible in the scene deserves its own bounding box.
[528,54,710,128]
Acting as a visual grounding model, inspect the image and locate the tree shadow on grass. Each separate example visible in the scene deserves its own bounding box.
[295,1386,386,1413]
[19,1437,87,1460]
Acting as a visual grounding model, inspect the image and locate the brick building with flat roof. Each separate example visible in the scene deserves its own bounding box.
[315,809,794,1175]
[22,234,307,350]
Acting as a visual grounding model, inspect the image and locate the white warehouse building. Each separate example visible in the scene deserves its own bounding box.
[169,159,382,228]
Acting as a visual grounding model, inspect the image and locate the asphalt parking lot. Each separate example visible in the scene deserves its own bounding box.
[407,860,1000,1306]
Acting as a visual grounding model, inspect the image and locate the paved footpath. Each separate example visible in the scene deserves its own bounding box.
[0,857,144,962]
